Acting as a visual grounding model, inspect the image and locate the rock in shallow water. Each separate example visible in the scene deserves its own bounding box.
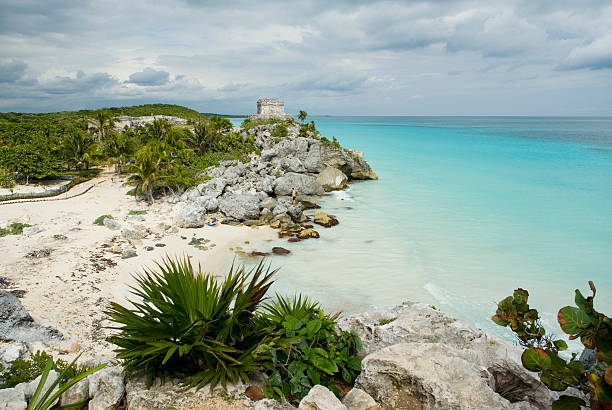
[316,166,348,191]
[272,247,291,255]
[313,210,339,228]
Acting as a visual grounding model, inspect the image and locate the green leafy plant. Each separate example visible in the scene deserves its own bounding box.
[106,257,280,390]
[261,295,362,404]
[26,353,106,410]
[0,222,32,237]
[93,215,113,226]
[492,282,611,409]
[128,210,147,215]
[272,124,288,139]
[378,317,397,326]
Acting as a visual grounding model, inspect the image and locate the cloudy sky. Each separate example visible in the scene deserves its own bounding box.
[1,0,611,115]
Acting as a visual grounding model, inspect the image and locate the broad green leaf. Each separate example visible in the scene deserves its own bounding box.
[551,395,585,410]
[347,356,362,371]
[307,368,321,385]
[557,306,592,335]
[553,340,568,352]
[540,370,568,391]
[306,319,322,339]
[521,348,551,372]
[312,356,338,375]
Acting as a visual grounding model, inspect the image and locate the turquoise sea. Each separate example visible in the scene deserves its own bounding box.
[231,116,612,346]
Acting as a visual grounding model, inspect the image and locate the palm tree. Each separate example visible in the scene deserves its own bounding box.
[298,110,307,123]
[188,120,216,154]
[93,110,114,141]
[61,132,99,170]
[103,131,137,173]
[126,142,165,203]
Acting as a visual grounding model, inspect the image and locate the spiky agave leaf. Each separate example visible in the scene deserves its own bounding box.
[106,255,280,389]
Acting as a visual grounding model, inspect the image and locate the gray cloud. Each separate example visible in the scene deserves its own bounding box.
[0,59,27,83]
[126,68,170,86]
[0,0,610,114]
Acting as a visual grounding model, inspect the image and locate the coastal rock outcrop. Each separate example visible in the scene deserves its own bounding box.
[339,302,556,409]
[316,166,348,191]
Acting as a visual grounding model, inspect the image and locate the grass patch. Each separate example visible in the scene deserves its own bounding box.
[128,210,147,215]
[378,317,397,326]
[93,214,113,226]
[0,222,32,237]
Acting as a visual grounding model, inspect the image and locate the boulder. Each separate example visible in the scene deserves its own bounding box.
[121,248,137,259]
[0,387,26,410]
[274,173,324,197]
[338,302,556,409]
[298,229,320,239]
[194,195,219,212]
[260,197,278,210]
[259,208,274,224]
[272,247,291,255]
[314,210,339,228]
[0,290,61,344]
[102,218,120,230]
[341,388,379,410]
[298,385,346,410]
[0,341,28,366]
[88,365,125,410]
[199,177,228,198]
[22,225,44,236]
[356,343,530,410]
[219,193,261,221]
[280,156,306,173]
[121,228,146,240]
[59,378,89,407]
[262,176,276,194]
[175,202,206,228]
[316,167,348,191]
[273,198,304,221]
[25,370,59,404]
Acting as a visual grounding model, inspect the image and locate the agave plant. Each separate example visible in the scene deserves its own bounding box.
[106,257,280,390]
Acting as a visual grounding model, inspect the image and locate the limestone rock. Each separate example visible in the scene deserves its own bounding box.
[25,370,60,404]
[338,302,555,409]
[274,173,324,196]
[341,388,379,410]
[316,167,348,191]
[175,202,206,228]
[88,365,125,410]
[356,343,532,410]
[0,387,26,410]
[298,229,320,239]
[255,398,297,410]
[121,248,137,259]
[314,211,339,228]
[199,177,228,198]
[22,225,44,236]
[298,385,346,410]
[102,218,120,230]
[121,228,146,240]
[219,193,261,221]
[261,197,278,210]
[273,198,304,221]
[280,156,306,173]
[0,341,28,366]
[60,378,89,407]
[0,290,62,344]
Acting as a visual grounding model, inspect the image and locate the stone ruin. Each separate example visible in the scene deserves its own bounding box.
[249,98,292,120]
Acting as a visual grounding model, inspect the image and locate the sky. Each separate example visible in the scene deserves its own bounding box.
[0,0,611,115]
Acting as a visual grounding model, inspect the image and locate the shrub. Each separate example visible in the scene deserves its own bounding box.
[0,222,32,237]
[260,295,362,403]
[93,215,113,225]
[272,124,288,139]
[492,281,611,409]
[0,167,15,189]
[106,257,280,390]
[0,350,85,388]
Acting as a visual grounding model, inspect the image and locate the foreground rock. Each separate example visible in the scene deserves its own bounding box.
[219,192,262,221]
[341,388,379,410]
[0,290,62,345]
[339,302,556,409]
[175,202,206,228]
[298,385,346,410]
[313,210,339,228]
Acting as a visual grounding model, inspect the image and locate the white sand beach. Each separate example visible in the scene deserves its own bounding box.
[0,170,276,359]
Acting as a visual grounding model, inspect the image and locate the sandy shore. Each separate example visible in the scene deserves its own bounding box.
[0,170,276,359]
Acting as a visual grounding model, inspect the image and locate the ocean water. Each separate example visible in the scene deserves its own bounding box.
[230,116,612,345]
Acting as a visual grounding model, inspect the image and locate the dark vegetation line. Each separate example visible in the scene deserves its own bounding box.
[0,179,102,206]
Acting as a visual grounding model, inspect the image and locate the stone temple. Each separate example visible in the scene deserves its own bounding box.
[250,98,292,120]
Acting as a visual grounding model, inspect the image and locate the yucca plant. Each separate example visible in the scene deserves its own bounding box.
[106,257,280,390]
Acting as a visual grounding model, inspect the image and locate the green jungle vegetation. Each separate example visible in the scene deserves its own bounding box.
[0,104,266,202]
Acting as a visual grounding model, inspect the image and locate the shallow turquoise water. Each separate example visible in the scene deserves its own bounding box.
[231,117,612,344]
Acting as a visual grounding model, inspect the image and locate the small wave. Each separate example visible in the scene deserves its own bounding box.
[332,190,354,202]
[424,282,451,305]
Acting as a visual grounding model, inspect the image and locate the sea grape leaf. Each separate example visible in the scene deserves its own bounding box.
[553,340,568,352]
[540,370,569,391]
[558,306,592,335]
[522,348,551,372]
[551,395,585,410]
